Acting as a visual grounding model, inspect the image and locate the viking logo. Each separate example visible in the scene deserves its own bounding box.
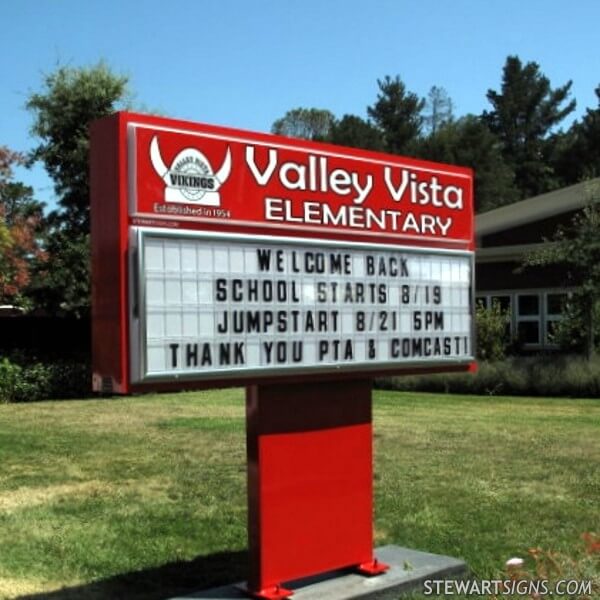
[150,135,232,206]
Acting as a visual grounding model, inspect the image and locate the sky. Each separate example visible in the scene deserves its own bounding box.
[2,0,599,211]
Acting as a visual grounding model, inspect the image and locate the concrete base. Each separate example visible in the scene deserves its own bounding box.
[169,545,467,600]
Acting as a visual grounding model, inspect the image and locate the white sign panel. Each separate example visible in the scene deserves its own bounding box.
[131,229,474,383]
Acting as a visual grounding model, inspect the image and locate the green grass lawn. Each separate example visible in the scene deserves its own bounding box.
[0,389,598,599]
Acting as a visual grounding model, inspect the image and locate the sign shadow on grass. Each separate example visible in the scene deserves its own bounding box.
[16,549,248,600]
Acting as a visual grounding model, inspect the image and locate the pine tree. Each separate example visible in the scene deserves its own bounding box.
[367,76,425,155]
[483,55,576,198]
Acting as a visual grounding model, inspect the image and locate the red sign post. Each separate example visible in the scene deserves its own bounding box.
[90,112,475,598]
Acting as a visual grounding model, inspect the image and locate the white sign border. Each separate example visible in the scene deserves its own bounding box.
[129,227,476,384]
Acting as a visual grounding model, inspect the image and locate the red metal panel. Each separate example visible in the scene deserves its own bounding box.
[246,380,381,596]
[90,113,130,393]
[130,121,474,248]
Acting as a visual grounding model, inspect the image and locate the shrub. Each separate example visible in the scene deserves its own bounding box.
[0,357,23,403]
[548,293,600,356]
[377,355,600,398]
[0,355,91,402]
[476,299,510,361]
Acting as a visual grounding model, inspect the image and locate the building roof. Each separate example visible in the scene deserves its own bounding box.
[476,178,600,237]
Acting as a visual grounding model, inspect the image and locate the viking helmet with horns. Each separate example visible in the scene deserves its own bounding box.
[150,135,232,206]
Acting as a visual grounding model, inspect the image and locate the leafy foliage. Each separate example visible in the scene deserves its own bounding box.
[329,114,385,151]
[367,75,425,155]
[483,55,576,198]
[475,299,510,361]
[0,357,22,403]
[423,85,454,135]
[270,73,524,212]
[575,84,600,178]
[271,107,335,141]
[0,147,47,309]
[555,84,600,183]
[523,184,600,357]
[0,146,24,180]
[28,232,91,317]
[547,296,597,355]
[27,62,129,235]
[379,355,600,398]
[26,63,129,316]
[0,355,90,403]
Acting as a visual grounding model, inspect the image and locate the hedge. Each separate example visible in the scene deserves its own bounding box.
[0,356,91,403]
[376,355,600,398]
[2,354,599,402]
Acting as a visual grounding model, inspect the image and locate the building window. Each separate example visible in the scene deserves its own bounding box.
[476,289,573,350]
[518,294,539,316]
[517,293,541,345]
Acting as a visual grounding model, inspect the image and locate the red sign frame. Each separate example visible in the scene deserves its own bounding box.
[91,111,475,395]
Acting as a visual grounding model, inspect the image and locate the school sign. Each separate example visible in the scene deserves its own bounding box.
[90,112,475,599]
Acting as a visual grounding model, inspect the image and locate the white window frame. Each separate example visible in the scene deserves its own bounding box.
[475,288,575,350]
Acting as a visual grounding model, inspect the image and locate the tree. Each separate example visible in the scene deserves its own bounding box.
[417,116,519,212]
[483,55,576,199]
[522,183,600,358]
[26,63,129,316]
[367,75,425,155]
[328,114,385,151]
[271,108,335,141]
[577,85,600,178]
[28,231,90,317]
[423,86,454,135]
[0,147,46,309]
[0,146,23,181]
[554,84,600,183]
[27,62,129,236]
